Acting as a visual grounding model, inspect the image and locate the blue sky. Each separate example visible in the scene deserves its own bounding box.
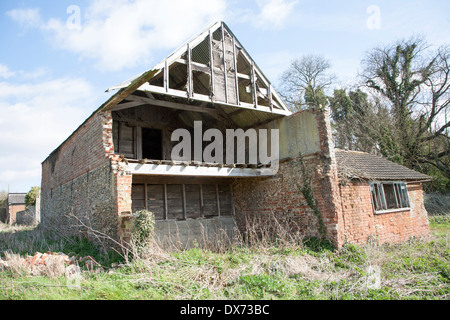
[1,0,449,193]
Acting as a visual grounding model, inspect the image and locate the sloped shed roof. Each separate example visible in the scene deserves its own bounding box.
[8,193,26,205]
[335,149,431,181]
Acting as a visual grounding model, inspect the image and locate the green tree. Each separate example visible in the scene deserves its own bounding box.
[25,186,41,207]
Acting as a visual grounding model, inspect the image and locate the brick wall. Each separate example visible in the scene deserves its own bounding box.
[7,204,26,225]
[233,108,345,247]
[233,156,326,240]
[41,111,122,243]
[339,180,430,244]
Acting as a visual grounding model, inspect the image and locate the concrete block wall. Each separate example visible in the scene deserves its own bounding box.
[154,217,236,249]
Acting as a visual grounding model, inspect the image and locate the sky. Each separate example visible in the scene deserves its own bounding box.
[0,0,449,193]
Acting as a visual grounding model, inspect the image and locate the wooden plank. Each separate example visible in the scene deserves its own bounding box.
[232,36,240,106]
[200,184,204,218]
[138,83,292,116]
[221,23,228,104]
[128,162,276,177]
[209,29,215,101]
[185,184,201,219]
[218,184,232,217]
[144,184,148,210]
[182,184,187,220]
[187,44,193,99]
[117,94,218,116]
[166,184,183,220]
[113,101,146,111]
[230,184,236,217]
[147,184,164,220]
[164,60,169,93]
[215,184,221,217]
[164,184,168,220]
[136,126,142,160]
[120,122,135,158]
[202,184,218,217]
[251,61,258,107]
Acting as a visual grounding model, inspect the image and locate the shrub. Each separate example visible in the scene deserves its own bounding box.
[131,210,155,250]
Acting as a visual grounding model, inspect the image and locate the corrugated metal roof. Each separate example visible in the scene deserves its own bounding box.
[335,149,431,181]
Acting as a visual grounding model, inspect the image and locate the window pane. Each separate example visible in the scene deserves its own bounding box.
[398,183,410,208]
[383,184,398,209]
[371,184,383,211]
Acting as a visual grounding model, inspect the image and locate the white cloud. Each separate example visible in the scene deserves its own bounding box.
[0,68,97,192]
[253,0,299,29]
[0,64,16,79]
[6,8,42,29]
[9,0,227,72]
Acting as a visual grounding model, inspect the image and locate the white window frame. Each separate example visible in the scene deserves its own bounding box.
[369,181,410,214]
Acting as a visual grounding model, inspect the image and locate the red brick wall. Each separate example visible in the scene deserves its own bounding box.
[233,108,346,247]
[7,204,26,225]
[41,111,112,191]
[40,110,127,242]
[339,181,430,244]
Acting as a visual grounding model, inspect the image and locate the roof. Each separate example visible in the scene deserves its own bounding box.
[8,193,26,205]
[334,149,431,181]
[104,21,292,122]
[44,21,292,163]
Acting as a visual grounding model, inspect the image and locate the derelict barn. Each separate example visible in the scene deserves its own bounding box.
[40,22,431,248]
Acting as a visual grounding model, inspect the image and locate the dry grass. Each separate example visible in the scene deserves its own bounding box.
[1,213,449,300]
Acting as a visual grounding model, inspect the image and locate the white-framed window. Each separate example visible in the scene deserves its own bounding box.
[369,182,410,213]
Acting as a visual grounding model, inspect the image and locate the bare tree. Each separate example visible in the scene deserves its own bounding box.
[279,55,335,111]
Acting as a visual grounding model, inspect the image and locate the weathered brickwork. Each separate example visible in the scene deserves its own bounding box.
[41,111,121,243]
[339,181,430,244]
[41,104,430,249]
[232,157,324,240]
[6,204,26,225]
[232,108,346,247]
[41,163,118,242]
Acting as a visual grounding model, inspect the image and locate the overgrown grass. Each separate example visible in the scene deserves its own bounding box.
[0,219,449,300]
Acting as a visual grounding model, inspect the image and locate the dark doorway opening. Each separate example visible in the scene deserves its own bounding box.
[142,128,162,160]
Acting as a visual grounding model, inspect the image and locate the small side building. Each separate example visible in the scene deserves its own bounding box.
[335,149,431,244]
[6,193,27,225]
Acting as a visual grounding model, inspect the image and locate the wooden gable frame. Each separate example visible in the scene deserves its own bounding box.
[106,22,292,118]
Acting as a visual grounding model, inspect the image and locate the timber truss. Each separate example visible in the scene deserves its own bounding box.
[106,21,292,121]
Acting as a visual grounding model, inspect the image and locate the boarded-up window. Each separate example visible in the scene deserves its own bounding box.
[202,184,218,217]
[131,184,145,212]
[131,182,234,221]
[218,184,232,216]
[167,184,183,220]
[147,184,165,220]
[185,184,201,219]
[113,121,136,158]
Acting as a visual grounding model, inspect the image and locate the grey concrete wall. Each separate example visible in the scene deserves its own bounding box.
[260,110,321,159]
[16,206,37,226]
[154,217,236,250]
